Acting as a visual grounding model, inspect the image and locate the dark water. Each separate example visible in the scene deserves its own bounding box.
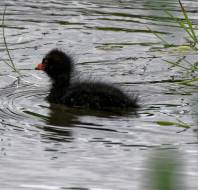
[0,0,198,189]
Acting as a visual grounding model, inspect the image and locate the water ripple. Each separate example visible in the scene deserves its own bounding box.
[0,81,47,123]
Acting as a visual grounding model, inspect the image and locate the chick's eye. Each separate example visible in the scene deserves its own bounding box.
[42,58,48,65]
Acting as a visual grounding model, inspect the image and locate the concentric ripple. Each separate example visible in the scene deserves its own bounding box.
[0,81,48,125]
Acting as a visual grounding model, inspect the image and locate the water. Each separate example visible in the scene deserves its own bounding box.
[0,0,198,189]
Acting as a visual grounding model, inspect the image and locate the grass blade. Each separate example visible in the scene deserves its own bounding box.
[165,10,195,42]
[2,6,21,75]
[164,59,190,71]
[147,26,171,46]
[178,0,198,43]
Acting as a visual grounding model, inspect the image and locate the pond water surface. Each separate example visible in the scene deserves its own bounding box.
[0,0,198,190]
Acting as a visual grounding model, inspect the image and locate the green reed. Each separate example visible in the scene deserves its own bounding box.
[2,6,20,75]
[148,0,198,83]
[166,0,198,47]
[165,0,198,82]
[149,0,198,48]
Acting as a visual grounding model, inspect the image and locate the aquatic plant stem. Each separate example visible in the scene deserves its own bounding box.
[2,6,21,76]
[165,0,198,47]
[178,0,198,44]
[146,26,171,47]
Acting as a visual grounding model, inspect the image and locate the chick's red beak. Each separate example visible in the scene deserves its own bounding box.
[35,63,45,70]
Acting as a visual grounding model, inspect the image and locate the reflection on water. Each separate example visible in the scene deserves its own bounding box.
[0,0,198,190]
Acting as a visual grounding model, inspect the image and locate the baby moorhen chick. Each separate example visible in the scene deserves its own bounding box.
[35,49,138,111]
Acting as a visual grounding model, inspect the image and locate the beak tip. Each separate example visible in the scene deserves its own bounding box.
[35,63,45,70]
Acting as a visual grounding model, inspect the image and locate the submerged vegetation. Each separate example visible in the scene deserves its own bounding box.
[156,119,190,131]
